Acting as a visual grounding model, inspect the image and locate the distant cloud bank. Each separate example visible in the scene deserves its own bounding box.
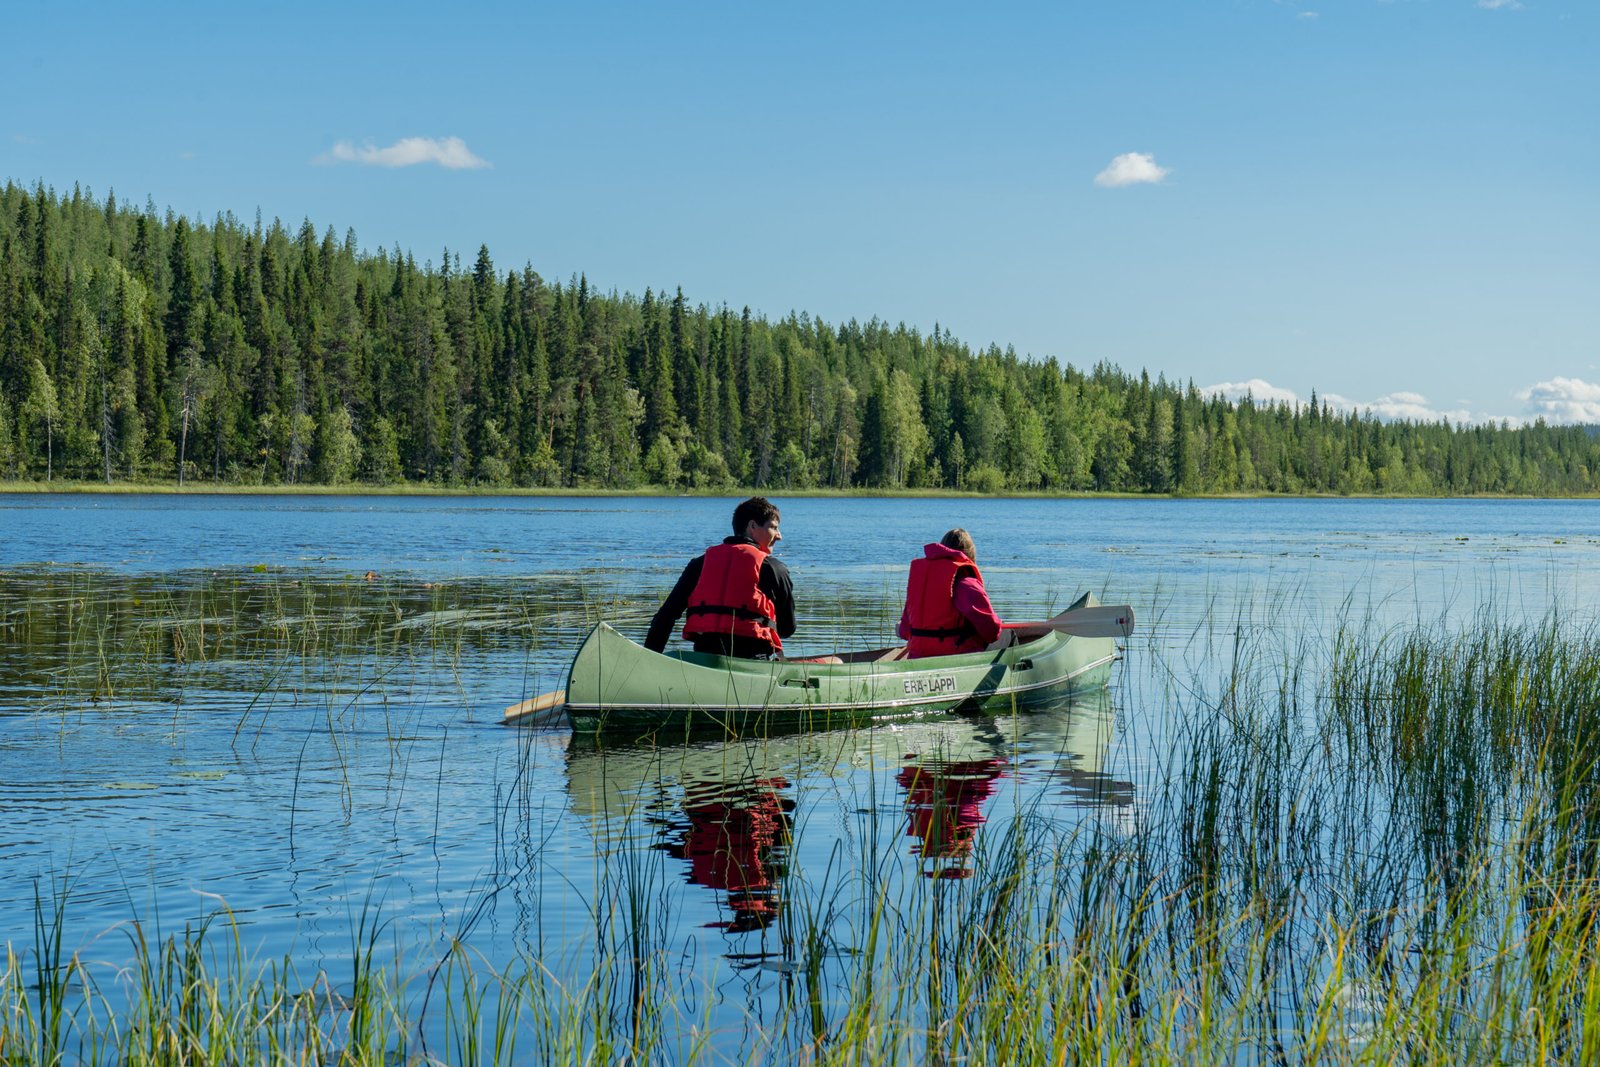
[318,136,490,170]
[1195,379,1574,427]
[1199,377,1600,427]
[1326,391,1482,425]
[1477,0,1524,10]
[1094,152,1169,188]
[1198,378,1301,406]
[1518,378,1600,424]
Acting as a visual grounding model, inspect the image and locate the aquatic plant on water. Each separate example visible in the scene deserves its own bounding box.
[9,581,1600,1063]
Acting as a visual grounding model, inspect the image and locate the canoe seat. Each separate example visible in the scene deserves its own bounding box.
[789,654,844,665]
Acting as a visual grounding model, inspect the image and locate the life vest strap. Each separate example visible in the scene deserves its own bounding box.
[908,624,971,639]
[689,604,774,627]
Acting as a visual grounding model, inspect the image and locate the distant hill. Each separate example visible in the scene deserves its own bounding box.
[3,178,1599,495]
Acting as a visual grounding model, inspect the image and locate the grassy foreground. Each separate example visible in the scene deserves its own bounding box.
[7,608,1600,1064]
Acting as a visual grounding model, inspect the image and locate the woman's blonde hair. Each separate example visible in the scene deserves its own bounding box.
[940,528,977,560]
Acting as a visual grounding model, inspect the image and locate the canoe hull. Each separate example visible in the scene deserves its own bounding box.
[565,593,1117,739]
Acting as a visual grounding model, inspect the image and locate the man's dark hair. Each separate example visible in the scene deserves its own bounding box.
[732,497,780,535]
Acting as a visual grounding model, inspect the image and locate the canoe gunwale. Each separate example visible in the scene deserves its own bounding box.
[562,649,1117,714]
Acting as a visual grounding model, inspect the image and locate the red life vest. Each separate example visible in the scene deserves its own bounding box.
[904,553,985,658]
[683,543,783,651]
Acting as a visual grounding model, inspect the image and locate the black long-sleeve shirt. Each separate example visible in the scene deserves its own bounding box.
[644,536,796,655]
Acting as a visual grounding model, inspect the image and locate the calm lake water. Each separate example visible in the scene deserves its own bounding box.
[2,493,1598,1054]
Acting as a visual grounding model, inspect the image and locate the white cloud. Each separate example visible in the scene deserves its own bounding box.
[1298,11,1320,19]
[1477,0,1523,9]
[1200,379,1303,406]
[1364,392,1477,424]
[1202,379,1525,425]
[1094,152,1169,188]
[1517,377,1600,424]
[1322,390,1504,425]
[318,136,490,170]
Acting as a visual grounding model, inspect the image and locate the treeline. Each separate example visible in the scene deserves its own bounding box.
[1,178,1597,495]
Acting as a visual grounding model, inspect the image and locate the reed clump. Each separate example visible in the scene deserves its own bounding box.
[9,609,1600,1063]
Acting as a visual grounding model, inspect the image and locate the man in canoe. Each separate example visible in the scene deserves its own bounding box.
[645,497,796,659]
[898,528,1004,658]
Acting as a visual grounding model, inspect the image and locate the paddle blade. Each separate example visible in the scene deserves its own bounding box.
[503,689,567,726]
[1002,604,1135,639]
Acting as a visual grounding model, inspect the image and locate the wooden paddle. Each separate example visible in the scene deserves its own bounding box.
[503,688,567,726]
[1001,604,1135,639]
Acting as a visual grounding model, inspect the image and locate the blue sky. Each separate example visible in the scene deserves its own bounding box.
[4,0,1595,424]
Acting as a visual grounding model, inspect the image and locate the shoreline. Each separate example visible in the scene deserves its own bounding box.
[0,480,1585,501]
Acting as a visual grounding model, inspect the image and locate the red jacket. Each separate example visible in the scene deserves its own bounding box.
[683,542,784,651]
[899,543,1000,657]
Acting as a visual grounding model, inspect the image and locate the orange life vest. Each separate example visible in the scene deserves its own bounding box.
[904,553,985,658]
[683,543,783,651]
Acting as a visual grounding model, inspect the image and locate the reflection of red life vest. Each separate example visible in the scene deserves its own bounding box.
[681,795,784,892]
[670,777,792,931]
[897,760,1005,878]
[683,543,783,651]
[904,553,985,657]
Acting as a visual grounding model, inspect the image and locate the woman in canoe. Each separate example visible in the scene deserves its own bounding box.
[898,528,1005,658]
[645,497,797,660]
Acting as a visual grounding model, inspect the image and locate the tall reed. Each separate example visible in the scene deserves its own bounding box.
[11,602,1600,1062]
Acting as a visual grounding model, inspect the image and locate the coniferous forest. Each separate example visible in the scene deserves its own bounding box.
[1,179,1596,494]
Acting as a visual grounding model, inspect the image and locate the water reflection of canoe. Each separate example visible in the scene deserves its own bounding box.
[563,686,1134,829]
[564,592,1120,738]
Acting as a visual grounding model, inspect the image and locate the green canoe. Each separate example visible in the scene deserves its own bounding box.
[562,591,1123,739]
